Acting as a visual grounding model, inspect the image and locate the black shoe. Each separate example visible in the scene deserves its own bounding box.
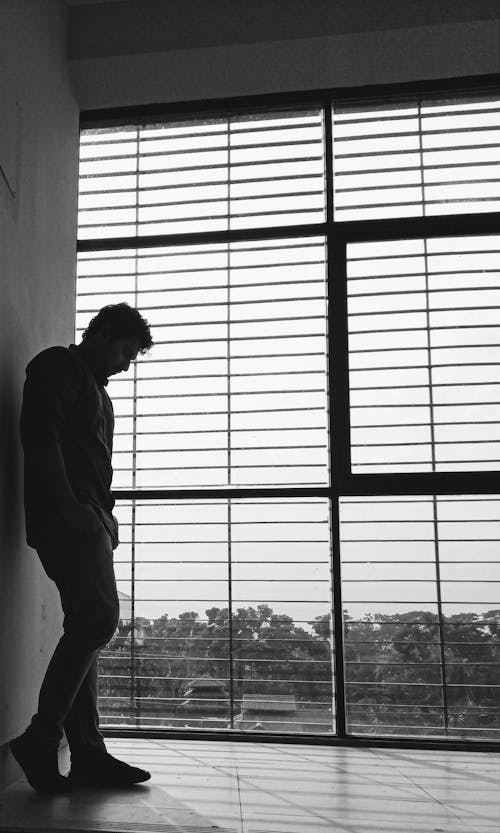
[68,751,151,787]
[10,733,71,794]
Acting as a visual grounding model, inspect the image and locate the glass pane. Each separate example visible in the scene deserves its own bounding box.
[334,94,500,220]
[78,108,325,239]
[77,237,329,490]
[340,495,500,739]
[347,235,500,473]
[99,497,334,734]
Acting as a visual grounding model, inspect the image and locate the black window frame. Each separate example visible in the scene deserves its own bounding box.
[78,72,500,752]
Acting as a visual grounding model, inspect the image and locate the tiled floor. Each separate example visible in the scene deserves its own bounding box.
[1,738,500,833]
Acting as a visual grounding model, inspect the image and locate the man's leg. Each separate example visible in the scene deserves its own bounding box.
[28,525,119,747]
[62,553,151,786]
[12,523,151,790]
[11,525,119,792]
[63,656,107,759]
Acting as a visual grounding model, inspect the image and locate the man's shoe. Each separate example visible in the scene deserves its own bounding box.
[68,751,151,787]
[10,733,71,794]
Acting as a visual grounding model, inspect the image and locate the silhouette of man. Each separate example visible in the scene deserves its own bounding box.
[11,303,154,793]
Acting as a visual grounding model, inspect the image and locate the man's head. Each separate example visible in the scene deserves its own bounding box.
[80,303,153,379]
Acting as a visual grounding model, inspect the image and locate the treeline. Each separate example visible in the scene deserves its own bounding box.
[344,609,500,736]
[98,605,500,736]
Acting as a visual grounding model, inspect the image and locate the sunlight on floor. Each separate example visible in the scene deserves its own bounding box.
[1,737,500,832]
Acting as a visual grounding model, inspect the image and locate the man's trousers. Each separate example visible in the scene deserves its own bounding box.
[26,523,120,760]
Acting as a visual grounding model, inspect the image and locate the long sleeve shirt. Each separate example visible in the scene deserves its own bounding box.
[20,344,118,548]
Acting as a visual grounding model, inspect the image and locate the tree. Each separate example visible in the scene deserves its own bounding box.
[98,604,500,738]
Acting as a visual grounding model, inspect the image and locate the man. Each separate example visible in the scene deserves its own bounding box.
[11,303,154,794]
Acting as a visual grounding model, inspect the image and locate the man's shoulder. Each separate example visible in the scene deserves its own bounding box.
[26,345,84,380]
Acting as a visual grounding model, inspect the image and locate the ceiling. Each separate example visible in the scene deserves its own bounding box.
[66,1,132,6]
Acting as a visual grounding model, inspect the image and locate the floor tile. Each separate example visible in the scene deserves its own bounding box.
[1,738,499,833]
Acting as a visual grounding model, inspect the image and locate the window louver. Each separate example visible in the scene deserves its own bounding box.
[348,235,500,472]
[78,111,325,239]
[77,237,329,489]
[334,96,500,220]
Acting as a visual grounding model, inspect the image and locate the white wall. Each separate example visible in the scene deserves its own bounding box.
[68,0,500,110]
[0,0,79,789]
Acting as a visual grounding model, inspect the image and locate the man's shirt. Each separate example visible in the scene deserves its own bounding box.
[20,344,118,548]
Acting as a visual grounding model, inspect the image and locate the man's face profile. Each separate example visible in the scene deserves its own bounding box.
[100,334,141,377]
[86,325,141,378]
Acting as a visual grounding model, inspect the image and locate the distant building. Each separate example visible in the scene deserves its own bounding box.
[177,673,230,727]
[114,592,148,646]
[117,590,132,628]
[234,694,333,734]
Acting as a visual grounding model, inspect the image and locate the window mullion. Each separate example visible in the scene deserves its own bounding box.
[325,100,348,737]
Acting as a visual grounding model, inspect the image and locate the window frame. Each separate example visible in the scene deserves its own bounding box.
[334,210,500,498]
[78,73,500,751]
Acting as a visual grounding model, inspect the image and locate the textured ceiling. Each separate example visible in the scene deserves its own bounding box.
[66,1,132,6]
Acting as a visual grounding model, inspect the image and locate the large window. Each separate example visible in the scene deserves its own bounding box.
[77,85,500,741]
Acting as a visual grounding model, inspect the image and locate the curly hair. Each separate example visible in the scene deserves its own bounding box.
[82,303,153,353]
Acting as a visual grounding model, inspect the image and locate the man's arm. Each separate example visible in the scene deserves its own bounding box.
[36,442,101,535]
[21,348,101,536]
